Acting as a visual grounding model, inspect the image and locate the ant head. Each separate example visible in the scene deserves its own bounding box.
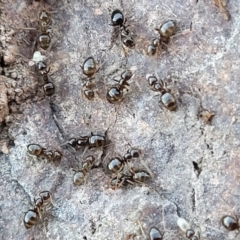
[121,70,133,81]
[77,136,89,147]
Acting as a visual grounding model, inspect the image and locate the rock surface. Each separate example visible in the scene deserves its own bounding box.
[0,0,239,239]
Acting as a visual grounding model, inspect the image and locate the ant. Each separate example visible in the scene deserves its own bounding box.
[27,143,62,161]
[177,217,200,240]
[221,215,240,232]
[73,155,95,185]
[65,132,108,158]
[37,10,52,50]
[67,132,107,149]
[149,227,163,240]
[110,9,135,50]
[108,148,151,189]
[110,169,151,189]
[36,61,55,96]
[131,169,151,183]
[146,74,177,111]
[80,57,98,100]
[24,190,52,229]
[106,69,134,104]
[110,174,132,188]
[147,20,177,56]
[107,147,141,173]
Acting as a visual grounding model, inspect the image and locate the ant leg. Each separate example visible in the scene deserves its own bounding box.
[80,86,85,100]
[125,179,135,185]
[156,99,171,123]
[81,146,89,159]
[113,78,120,83]
[109,27,121,50]
[158,79,164,89]
[95,89,104,101]
[121,43,129,57]
[60,140,76,151]
[125,160,134,175]
[137,220,147,238]
[139,154,154,179]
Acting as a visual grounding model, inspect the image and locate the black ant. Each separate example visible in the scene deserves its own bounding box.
[67,132,107,149]
[73,155,95,185]
[24,191,52,229]
[177,217,200,240]
[110,9,135,50]
[37,10,52,50]
[36,61,55,96]
[106,69,134,104]
[147,20,177,56]
[146,74,177,111]
[108,148,151,189]
[107,147,141,173]
[110,169,151,189]
[80,57,99,100]
[27,143,62,161]
[65,132,108,158]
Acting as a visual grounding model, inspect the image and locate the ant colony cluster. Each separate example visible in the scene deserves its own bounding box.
[18,2,230,239]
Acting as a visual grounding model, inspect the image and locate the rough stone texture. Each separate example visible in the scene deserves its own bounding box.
[0,0,240,239]
[0,77,9,123]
